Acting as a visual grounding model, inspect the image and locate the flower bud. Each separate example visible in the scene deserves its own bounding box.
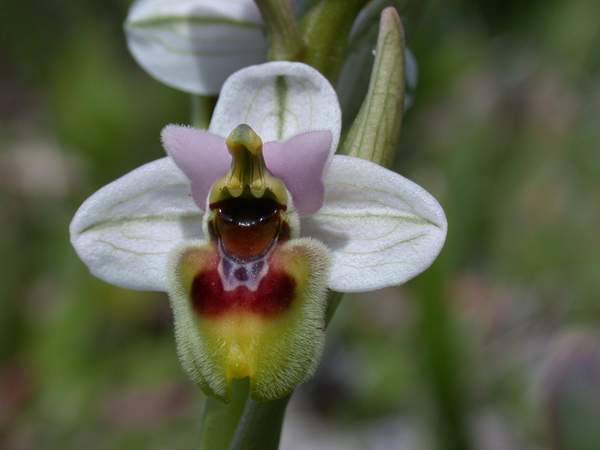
[339,7,406,169]
[125,0,267,94]
[337,2,418,126]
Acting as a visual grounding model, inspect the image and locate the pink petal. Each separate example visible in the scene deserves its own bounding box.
[161,125,231,210]
[264,130,332,215]
[163,125,332,215]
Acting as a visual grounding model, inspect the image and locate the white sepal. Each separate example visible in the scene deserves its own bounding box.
[209,61,342,159]
[125,0,267,94]
[302,155,447,292]
[70,157,202,291]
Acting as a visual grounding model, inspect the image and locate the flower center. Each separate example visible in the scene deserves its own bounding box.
[208,124,288,207]
[206,124,293,291]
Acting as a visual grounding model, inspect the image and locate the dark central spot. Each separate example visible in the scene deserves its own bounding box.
[210,197,286,260]
[234,266,248,281]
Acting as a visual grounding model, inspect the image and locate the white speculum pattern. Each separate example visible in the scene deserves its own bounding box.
[217,240,274,292]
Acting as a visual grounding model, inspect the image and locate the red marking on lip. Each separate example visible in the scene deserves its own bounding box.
[190,258,295,318]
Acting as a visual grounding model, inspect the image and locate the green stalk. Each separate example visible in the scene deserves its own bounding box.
[227,396,290,450]
[254,0,305,61]
[191,95,216,129]
[299,0,369,83]
[414,265,472,450]
[199,379,250,450]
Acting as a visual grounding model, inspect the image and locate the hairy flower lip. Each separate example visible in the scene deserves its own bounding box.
[168,237,331,400]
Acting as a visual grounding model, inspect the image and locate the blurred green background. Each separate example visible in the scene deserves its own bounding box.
[2,0,600,449]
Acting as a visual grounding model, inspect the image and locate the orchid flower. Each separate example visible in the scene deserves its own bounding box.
[70,61,446,401]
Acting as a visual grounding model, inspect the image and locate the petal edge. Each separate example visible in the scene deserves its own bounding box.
[302,155,447,292]
[209,61,341,157]
[70,157,203,291]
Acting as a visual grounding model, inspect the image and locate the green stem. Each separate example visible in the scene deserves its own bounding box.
[227,396,290,450]
[199,379,250,450]
[191,95,216,129]
[299,0,369,83]
[414,266,472,450]
[254,0,304,61]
